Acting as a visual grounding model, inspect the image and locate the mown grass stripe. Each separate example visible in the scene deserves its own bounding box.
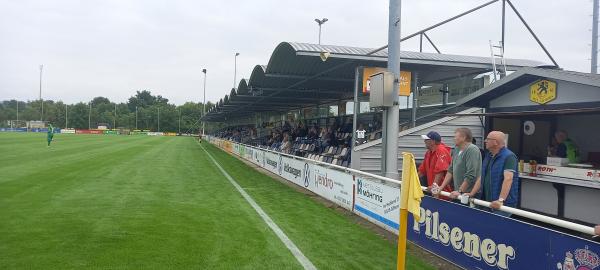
[200,143,317,270]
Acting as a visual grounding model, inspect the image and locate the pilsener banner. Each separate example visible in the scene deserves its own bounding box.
[408,197,600,270]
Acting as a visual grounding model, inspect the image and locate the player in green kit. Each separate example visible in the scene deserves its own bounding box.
[47,124,54,147]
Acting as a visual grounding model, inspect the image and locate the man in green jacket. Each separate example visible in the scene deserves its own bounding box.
[47,124,54,147]
[438,127,482,200]
[555,130,579,163]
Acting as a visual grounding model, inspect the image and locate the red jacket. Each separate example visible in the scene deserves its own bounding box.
[418,142,453,192]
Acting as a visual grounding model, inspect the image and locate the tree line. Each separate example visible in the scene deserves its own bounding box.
[0,90,219,133]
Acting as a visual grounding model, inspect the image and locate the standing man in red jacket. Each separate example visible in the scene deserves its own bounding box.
[418,131,453,197]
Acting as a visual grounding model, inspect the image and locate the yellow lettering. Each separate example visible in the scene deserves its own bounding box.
[413,208,425,232]
[425,209,432,238]
[439,222,450,245]
[497,244,515,270]
[481,238,497,266]
[463,232,481,259]
[450,227,463,251]
[432,211,439,241]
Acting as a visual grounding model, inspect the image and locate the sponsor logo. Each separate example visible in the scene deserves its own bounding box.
[314,168,333,189]
[413,207,516,270]
[356,178,383,203]
[303,163,310,187]
[557,246,599,270]
[266,158,276,169]
[284,163,301,178]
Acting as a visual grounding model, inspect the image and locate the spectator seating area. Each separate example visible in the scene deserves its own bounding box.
[212,118,384,168]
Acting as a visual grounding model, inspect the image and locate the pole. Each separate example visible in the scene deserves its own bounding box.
[39,65,43,121]
[593,0,599,73]
[501,0,506,49]
[411,72,419,128]
[135,106,138,130]
[157,107,160,132]
[318,24,322,45]
[234,53,239,89]
[384,0,401,180]
[178,108,181,134]
[16,101,19,127]
[113,103,117,129]
[351,67,360,169]
[202,69,207,136]
[88,102,91,129]
[65,104,68,129]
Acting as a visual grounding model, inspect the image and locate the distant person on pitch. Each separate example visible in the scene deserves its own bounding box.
[47,124,54,147]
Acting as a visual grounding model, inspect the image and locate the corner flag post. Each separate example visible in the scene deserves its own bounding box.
[397,152,424,270]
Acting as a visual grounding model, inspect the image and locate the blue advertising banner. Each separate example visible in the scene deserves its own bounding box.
[0,128,27,132]
[408,197,600,270]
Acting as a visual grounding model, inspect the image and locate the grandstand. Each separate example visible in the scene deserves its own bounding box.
[204,41,542,169]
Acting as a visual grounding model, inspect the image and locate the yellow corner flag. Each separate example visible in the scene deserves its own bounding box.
[397,152,424,270]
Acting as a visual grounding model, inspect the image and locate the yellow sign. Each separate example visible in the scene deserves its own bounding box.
[529,79,557,105]
[362,67,412,96]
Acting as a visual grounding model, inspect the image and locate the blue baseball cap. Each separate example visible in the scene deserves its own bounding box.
[421,131,442,142]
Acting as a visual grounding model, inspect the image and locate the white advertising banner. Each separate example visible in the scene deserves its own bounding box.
[263,151,280,175]
[278,156,311,188]
[229,143,355,211]
[353,176,400,232]
[309,164,354,210]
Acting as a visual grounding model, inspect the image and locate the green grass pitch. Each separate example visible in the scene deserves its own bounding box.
[0,133,434,269]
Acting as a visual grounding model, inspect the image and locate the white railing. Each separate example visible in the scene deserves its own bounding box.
[215,138,597,236]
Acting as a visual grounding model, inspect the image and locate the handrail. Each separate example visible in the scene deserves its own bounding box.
[214,138,597,236]
[398,104,461,127]
[254,144,400,185]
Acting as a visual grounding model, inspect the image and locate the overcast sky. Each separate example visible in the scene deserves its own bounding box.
[0,0,593,105]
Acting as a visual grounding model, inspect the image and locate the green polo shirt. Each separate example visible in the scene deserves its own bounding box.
[449,143,482,193]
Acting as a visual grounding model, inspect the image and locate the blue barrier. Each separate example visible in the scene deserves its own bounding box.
[0,128,62,133]
[0,128,27,132]
[408,197,600,270]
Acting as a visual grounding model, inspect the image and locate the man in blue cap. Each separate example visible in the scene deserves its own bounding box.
[419,131,453,197]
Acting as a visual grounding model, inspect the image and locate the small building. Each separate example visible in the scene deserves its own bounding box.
[456,67,600,225]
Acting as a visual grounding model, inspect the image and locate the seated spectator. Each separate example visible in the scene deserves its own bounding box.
[308,127,318,140]
[297,122,308,137]
[281,133,292,153]
[323,127,337,148]
[319,127,327,139]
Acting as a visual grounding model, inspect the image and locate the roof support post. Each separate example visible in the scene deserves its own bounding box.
[351,66,360,169]
[411,72,419,128]
[383,0,401,179]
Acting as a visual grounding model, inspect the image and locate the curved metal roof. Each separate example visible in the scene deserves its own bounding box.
[203,41,546,121]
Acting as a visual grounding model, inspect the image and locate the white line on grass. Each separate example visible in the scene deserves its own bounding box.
[199,144,317,270]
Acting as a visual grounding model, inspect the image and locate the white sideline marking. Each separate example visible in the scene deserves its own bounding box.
[199,145,317,270]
